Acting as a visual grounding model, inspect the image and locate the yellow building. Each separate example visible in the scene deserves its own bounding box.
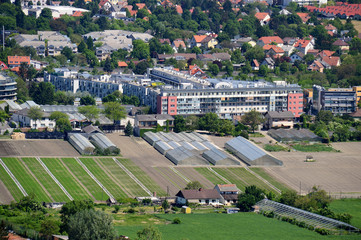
[181,206,191,214]
[353,86,361,104]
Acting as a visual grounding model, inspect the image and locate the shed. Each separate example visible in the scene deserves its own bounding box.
[181,206,191,214]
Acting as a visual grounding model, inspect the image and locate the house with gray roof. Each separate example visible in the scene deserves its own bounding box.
[175,188,223,205]
[134,114,174,136]
[264,111,295,129]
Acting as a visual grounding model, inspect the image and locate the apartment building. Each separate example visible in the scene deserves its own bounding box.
[313,85,357,114]
[0,73,17,101]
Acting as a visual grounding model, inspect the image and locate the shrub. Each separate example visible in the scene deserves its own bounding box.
[126,208,136,214]
[172,218,181,224]
[171,206,179,212]
[113,205,120,213]
[315,228,330,235]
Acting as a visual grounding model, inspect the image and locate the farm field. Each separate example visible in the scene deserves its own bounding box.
[41,158,91,200]
[119,158,167,196]
[21,158,69,202]
[1,158,51,202]
[250,168,291,193]
[61,158,106,201]
[96,158,149,197]
[80,158,127,200]
[115,213,360,240]
[194,167,228,185]
[0,161,23,202]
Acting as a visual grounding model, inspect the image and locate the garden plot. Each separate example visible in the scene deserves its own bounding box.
[1,158,51,202]
[153,166,188,191]
[175,167,215,189]
[41,158,92,200]
[0,162,23,202]
[21,158,69,202]
[194,167,229,186]
[96,158,148,197]
[118,158,167,196]
[61,158,106,201]
[80,158,127,200]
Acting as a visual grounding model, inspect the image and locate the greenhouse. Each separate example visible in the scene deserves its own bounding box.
[154,141,173,155]
[89,133,118,153]
[68,133,95,155]
[268,129,322,142]
[165,146,209,165]
[225,137,283,166]
[143,131,161,146]
[256,199,359,231]
[202,148,240,165]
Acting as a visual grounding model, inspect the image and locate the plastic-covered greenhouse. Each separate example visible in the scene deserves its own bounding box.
[165,146,209,165]
[68,133,95,155]
[256,199,359,232]
[268,129,322,142]
[89,133,118,152]
[202,148,240,165]
[154,141,173,155]
[225,137,283,166]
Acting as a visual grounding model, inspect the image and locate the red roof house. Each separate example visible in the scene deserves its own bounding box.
[257,36,283,47]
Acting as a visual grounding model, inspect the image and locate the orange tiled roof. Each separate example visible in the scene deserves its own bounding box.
[255,12,270,21]
[294,39,311,48]
[318,50,335,57]
[296,12,310,23]
[173,39,186,48]
[258,36,283,45]
[118,61,128,67]
[175,5,183,14]
[72,11,83,17]
[136,3,146,9]
[8,56,30,65]
[322,56,340,66]
[193,35,207,43]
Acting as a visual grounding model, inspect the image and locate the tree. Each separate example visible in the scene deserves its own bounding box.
[78,105,100,122]
[185,181,203,190]
[56,118,72,132]
[50,111,68,121]
[137,226,161,240]
[86,37,94,51]
[208,63,219,76]
[174,115,186,133]
[60,199,94,233]
[30,82,55,105]
[80,95,95,105]
[224,61,234,76]
[61,46,74,61]
[0,110,9,124]
[279,190,298,206]
[161,199,169,211]
[103,57,114,73]
[134,61,151,75]
[218,119,235,136]
[316,110,333,124]
[241,110,264,133]
[231,49,244,64]
[199,112,219,133]
[124,121,133,136]
[131,40,150,60]
[78,40,87,53]
[40,218,60,239]
[191,46,202,54]
[185,115,199,131]
[237,185,265,212]
[259,65,268,76]
[103,102,126,123]
[68,209,115,240]
[40,8,52,20]
[28,106,43,128]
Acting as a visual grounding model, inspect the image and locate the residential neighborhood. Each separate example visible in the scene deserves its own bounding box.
[0,0,361,239]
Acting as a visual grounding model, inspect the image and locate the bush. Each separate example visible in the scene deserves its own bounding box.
[171,206,179,212]
[113,205,120,213]
[126,208,136,214]
[315,228,330,235]
[172,218,181,224]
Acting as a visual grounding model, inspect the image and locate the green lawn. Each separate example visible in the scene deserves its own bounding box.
[250,168,291,193]
[194,167,228,185]
[21,158,69,202]
[118,158,167,196]
[0,161,24,201]
[264,144,289,152]
[80,158,127,200]
[61,158,106,201]
[212,168,278,194]
[96,158,148,197]
[291,143,337,152]
[329,199,361,229]
[41,158,92,201]
[115,213,360,240]
[1,158,51,202]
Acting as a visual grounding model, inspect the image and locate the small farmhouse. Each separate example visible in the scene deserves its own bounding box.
[175,188,223,206]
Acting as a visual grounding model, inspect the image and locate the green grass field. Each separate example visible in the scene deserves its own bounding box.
[41,158,92,201]
[250,168,291,193]
[80,158,127,200]
[115,213,360,240]
[61,158,106,201]
[330,199,361,229]
[118,158,167,196]
[0,161,24,202]
[264,144,289,152]
[291,143,337,152]
[194,167,228,185]
[212,167,277,193]
[1,158,51,202]
[21,158,69,202]
[96,158,148,197]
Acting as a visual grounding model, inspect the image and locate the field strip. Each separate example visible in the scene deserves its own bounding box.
[153,167,183,190]
[96,158,148,197]
[244,166,281,194]
[170,167,190,183]
[113,158,152,197]
[207,167,231,184]
[2,158,52,202]
[0,158,27,197]
[75,157,115,202]
[194,167,228,185]
[42,158,93,200]
[36,157,73,201]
